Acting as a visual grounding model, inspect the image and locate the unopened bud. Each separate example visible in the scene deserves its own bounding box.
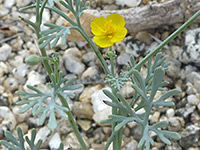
[25,55,41,65]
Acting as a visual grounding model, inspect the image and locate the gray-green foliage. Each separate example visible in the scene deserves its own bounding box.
[102,53,181,149]
[0,127,64,150]
[17,71,82,130]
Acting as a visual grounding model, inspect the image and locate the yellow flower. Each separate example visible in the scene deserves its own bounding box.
[90,14,127,48]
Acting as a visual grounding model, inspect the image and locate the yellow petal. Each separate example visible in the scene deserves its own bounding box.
[106,14,125,28]
[93,36,113,48]
[90,16,107,36]
[111,28,127,43]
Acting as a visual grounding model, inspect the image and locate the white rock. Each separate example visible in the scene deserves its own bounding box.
[0,44,12,61]
[117,53,131,65]
[91,87,112,113]
[12,105,31,123]
[91,87,112,124]
[0,106,17,131]
[49,132,61,149]
[24,70,44,92]
[0,5,9,17]
[63,48,85,74]
[13,63,29,84]
[187,94,200,106]
[115,0,138,7]
[16,0,32,7]
[4,0,15,8]
[166,108,175,118]
[35,126,51,145]
[119,81,134,98]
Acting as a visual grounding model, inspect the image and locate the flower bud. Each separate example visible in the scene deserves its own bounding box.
[25,55,41,65]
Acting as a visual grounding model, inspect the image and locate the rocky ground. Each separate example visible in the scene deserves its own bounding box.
[0,0,200,149]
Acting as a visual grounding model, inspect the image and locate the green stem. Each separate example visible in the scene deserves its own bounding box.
[58,95,88,150]
[127,9,200,76]
[78,27,110,75]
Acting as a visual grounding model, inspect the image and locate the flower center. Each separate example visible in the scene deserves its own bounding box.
[103,22,114,39]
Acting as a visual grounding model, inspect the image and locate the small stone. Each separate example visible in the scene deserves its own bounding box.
[135,31,153,45]
[93,108,112,125]
[0,106,17,137]
[125,139,138,150]
[150,112,160,124]
[64,132,89,150]
[119,81,134,98]
[77,120,92,131]
[4,0,15,8]
[16,123,28,135]
[4,77,19,92]
[187,94,200,106]
[16,0,32,7]
[56,118,72,135]
[166,57,181,78]
[82,52,97,66]
[166,108,175,118]
[0,5,9,17]
[165,142,182,150]
[117,53,131,65]
[81,66,100,83]
[177,106,196,118]
[91,87,112,113]
[115,0,138,7]
[49,132,61,149]
[63,47,85,74]
[123,36,146,58]
[186,82,198,95]
[0,44,12,61]
[180,125,200,149]
[79,84,103,103]
[24,70,44,92]
[13,63,29,84]
[35,126,51,148]
[72,102,94,120]
[191,111,200,126]
[12,105,31,123]
[168,117,184,131]
[169,46,182,59]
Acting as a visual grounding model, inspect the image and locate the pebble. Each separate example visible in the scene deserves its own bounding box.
[24,70,44,92]
[115,0,138,7]
[135,31,153,45]
[64,132,89,150]
[0,106,17,137]
[72,101,94,120]
[91,87,112,113]
[16,123,28,135]
[16,0,32,7]
[166,108,175,118]
[56,118,72,135]
[81,66,101,83]
[35,126,51,148]
[12,105,31,123]
[63,47,85,74]
[186,82,198,95]
[124,139,138,150]
[119,81,134,98]
[77,120,92,131]
[79,84,103,103]
[3,77,19,92]
[49,132,61,149]
[0,5,9,17]
[187,94,200,106]
[82,52,97,66]
[4,0,15,8]
[0,44,12,61]
[117,53,131,65]
[166,57,181,78]
[150,111,160,124]
[12,63,29,84]
[168,117,184,131]
[180,125,200,149]
[179,28,200,66]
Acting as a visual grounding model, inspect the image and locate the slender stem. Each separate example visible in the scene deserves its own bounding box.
[34,1,53,79]
[111,88,119,150]
[78,27,110,74]
[127,9,200,77]
[58,95,88,150]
